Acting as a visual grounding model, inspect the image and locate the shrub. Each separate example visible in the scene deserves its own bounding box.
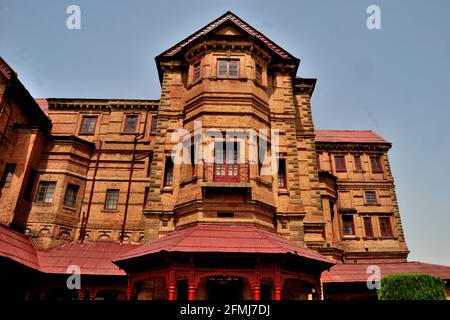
[377,273,447,300]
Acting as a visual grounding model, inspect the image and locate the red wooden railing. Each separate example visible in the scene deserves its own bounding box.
[202,163,250,183]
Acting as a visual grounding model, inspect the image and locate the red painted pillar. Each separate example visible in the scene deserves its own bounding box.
[188,285,196,301]
[168,283,176,300]
[253,285,260,300]
[274,285,282,300]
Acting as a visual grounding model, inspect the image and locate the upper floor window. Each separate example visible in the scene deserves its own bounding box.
[354,155,363,172]
[379,217,393,238]
[370,156,383,173]
[217,59,239,78]
[193,62,201,82]
[363,217,374,238]
[124,115,138,133]
[104,189,119,210]
[342,215,355,236]
[63,184,79,208]
[0,163,16,188]
[316,154,321,170]
[278,158,287,188]
[23,169,36,202]
[143,187,149,208]
[150,116,158,135]
[255,64,262,83]
[365,191,378,205]
[163,156,174,187]
[80,116,97,134]
[36,181,56,203]
[334,156,346,172]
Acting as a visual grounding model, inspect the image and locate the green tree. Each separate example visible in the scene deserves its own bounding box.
[378,273,447,300]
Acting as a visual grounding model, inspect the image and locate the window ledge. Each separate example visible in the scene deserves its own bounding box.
[120,132,139,135]
[161,187,173,193]
[363,236,379,240]
[278,189,289,195]
[63,205,77,211]
[364,203,381,206]
[188,78,202,89]
[379,236,398,240]
[33,202,54,207]
[209,76,248,82]
[78,132,95,136]
[180,176,198,186]
[253,80,267,90]
[342,235,360,241]
[101,209,119,213]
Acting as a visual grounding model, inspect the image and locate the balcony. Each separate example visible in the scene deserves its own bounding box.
[202,163,250,186]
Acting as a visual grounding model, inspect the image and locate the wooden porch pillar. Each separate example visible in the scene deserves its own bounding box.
[168,283,176,300]
[252,285,260,300]
[188,284,197,301]
[274,285,282,300]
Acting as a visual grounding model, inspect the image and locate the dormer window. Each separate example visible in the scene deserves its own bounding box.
[217,59,239,78]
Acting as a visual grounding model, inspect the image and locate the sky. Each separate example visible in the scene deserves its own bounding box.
[1,0,449,265]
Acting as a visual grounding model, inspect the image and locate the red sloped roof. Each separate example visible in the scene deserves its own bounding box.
[35,98,49,115]
[321,261,450,283]
[315,130,388,144]
[0,224,40,270]
[115,224,334,265]
[38,242,139,276]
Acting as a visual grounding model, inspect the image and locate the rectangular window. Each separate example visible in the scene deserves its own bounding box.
[342,215,355,236]
[363,217,374,238]
[316,154,321,170]
[217,59,239,78]
[193,62,201,82]
[35,181,56,203]
[63,184,79,208]
[23,169,36,201]
[124,115,138,133]
[147,154,153,177]
[150,116,158,134]
[0,163,16,188]
[255,64,262,83]
[80,116,97,134]
[278,159,287,188]
[370,156,383,173]
[163,157,174,187]
[334,156,346,172]
[379,217,393,238]
[354,155,363,172]
[143,187,149,208]
[365,191,378,205]
[104,189,119,210]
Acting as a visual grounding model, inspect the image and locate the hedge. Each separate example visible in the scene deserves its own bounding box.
[377,273,447,300]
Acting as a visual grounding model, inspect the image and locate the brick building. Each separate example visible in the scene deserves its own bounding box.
[0,12,449,300]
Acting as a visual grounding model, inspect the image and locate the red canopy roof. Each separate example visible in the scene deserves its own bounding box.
[315,130,388,144]
[115,224,333,265]
[0,224,40,270]
[38,242,139,276]
[321,261,450,283]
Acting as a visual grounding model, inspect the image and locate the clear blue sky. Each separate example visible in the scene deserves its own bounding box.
[1,0,449,265]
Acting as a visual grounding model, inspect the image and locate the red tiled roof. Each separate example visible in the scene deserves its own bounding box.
[38,242,139,276]
[115,224,334,265]
[159,11,296,60]
[0,224,40,270]
[35,98,49,115]
[321,261,450,283]
[315,130,388,144]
